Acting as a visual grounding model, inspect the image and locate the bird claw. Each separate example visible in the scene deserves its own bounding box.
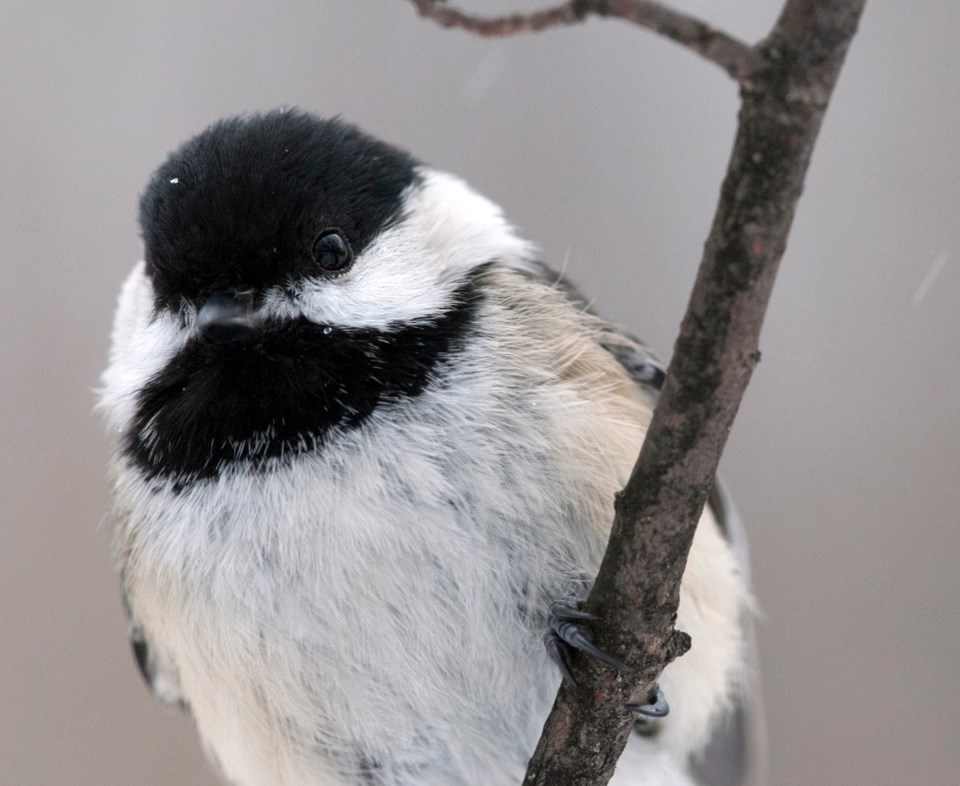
[544,599,670,724]
[543,597,629,686]
[626,683,669,719]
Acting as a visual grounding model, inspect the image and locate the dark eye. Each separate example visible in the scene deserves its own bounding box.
[312,229,353,273]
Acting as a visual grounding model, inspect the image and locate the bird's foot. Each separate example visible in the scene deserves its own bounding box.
[543,596,628,685]
[627,683,669,718]
[543,597,670,721]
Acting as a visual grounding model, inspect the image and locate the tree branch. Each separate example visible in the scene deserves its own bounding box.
[521,1,868,783]
[408,0,867,784]
[406,0,763,81]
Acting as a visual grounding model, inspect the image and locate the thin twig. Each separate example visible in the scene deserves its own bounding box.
[407,0,763,81]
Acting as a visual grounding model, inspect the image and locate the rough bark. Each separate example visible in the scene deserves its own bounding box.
[407,1,868,784]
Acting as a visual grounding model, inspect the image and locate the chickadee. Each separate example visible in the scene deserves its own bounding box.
[100,110,757,786]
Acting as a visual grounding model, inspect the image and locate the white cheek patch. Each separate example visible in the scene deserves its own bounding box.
[408,168,535,273]
[286,227,451,329]
[98,261,188,432]
[288,168,535,329]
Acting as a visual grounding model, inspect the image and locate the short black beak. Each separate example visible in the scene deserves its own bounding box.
[197,292,259,343]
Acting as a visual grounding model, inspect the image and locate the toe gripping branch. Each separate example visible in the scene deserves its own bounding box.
[544,597,669,720]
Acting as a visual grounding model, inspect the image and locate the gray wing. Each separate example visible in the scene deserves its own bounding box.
[530,261,765,785]
[690,482,766,786]
[121,583,186,711]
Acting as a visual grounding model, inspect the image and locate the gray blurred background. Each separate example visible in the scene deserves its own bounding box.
[1,1,957,784]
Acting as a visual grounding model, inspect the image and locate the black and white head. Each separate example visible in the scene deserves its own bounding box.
[100,110,532,486]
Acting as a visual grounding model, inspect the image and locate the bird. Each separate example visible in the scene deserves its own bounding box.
[99,109,758,786]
